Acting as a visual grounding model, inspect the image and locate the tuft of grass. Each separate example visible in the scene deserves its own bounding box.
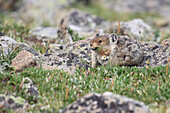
[68,27,85,41]
[0,45,21,72]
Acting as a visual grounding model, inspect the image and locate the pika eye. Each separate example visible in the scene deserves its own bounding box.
[99,40,102,43]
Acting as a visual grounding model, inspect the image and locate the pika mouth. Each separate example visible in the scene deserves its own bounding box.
[91,47,98,50]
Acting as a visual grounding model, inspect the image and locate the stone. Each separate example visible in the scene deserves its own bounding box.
[71,0,91,6]
[31,27,58,42]
[20,77,39,102]
[62,92,149,113]
[19,42,39,56]
[139,41,170,66]
[0,0,20,11]
[30,26,74,45]
[0,36,18,56]
[35,38,91,74]
[11,50,36,71]
[60,10,109,36]
[160,38,170,46]
[0,35,39,56]
[0,32,4,36]
[154,19,169,27]
[11,0,70,26]
[57,25,73,44]
[109,19,154,41]
[0,94,29,112]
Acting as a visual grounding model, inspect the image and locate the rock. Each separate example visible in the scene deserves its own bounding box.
[20,77,39,102]
[0,0,20,11]
[57,25,73,44]
[140,41,170,66]
[62,92,149,113]
[109,19,154,41]
[154,19,169,27]
[0,94,29,112]
[160,38,170,46]
[0,36,18,56]
[70,0,92,6]
[0,32,4,36]
[30,26,74,45]
[60,10,109,36]
[36,39,91,74]
[11,0,70,26]
[19,42,39,56]
[0,35,39,56]
[10,50,36,71]
[31,27,58,42]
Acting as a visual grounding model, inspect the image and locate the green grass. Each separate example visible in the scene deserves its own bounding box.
[0,65,169,112]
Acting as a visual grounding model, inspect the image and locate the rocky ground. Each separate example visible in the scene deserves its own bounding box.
[0,0,169,112]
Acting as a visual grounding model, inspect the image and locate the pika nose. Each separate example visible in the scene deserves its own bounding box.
[90,43,92,47]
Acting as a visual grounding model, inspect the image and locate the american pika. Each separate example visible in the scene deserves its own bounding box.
[90,33,143,67]
[90,34,111,67]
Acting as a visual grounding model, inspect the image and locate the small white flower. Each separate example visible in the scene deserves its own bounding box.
[42,42,46,46]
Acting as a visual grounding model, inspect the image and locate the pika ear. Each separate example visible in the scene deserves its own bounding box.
[109,33,118,44]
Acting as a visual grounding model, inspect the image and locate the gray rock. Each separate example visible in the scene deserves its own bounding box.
[110,19,155,41]
[56,25,73,44]
[0,35,39,56]
[61,10,109,36]
[0,0,20,11]
[21,77,39,102]
[0,36,18,56]
[36,39,91,74]
[19,42,39,56]
[62,92,149,113]
[140,41,170,67]
[0,94,29,112]
[31,27,58,42]
[11,0,70,26]
[30,26,73,45]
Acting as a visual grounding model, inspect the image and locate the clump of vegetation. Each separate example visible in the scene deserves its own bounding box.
[68,27,85,41]
[0,47,20,72]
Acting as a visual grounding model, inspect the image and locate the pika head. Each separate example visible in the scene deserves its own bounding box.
[90,34,110,51]
[90,34,111,67]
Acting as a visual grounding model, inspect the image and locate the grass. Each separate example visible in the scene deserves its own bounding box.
[0,65,169,112]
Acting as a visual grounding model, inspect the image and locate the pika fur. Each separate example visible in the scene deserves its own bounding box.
[109,33,143,66]
[90,33,144,67]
